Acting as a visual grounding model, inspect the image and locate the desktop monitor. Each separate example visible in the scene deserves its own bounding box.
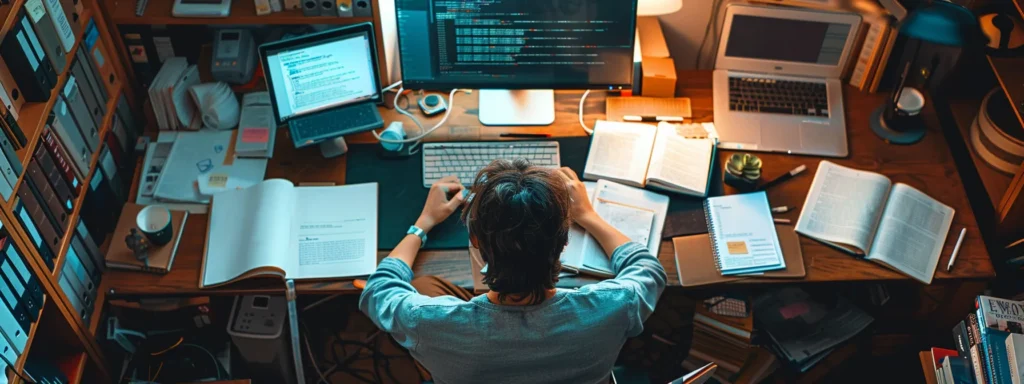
[395,0,638,126]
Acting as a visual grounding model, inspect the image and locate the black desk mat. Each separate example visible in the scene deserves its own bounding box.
[346,136,721,250]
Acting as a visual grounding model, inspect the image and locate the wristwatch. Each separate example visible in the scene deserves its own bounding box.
[407,225,428,248]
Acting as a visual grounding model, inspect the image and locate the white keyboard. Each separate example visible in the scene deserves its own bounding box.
[421,141,561,187]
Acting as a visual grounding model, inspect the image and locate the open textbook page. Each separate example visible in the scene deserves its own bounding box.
[576,180,669,277]
[795,161,892,255]
[202,179,378,288]
[867,184,955,284]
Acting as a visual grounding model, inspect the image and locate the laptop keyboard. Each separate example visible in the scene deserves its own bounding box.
[421,141,560,187]
[290,103,382,143]
[729,77,829,117]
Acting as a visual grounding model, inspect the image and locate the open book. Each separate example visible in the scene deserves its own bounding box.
[794,161,955,284]
[201,179,378,288]
[583,120,718,197]
[561,179,669,278]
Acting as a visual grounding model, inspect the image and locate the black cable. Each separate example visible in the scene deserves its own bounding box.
[694,0,723,69]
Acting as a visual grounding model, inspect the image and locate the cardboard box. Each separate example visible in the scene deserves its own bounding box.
[636,16,676,97]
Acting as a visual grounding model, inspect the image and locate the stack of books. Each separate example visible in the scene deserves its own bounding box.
[931,295,1024,384]
[754,288,874,373]
[684,303,778,383]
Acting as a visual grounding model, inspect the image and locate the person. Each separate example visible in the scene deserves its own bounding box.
[359,159,667,384]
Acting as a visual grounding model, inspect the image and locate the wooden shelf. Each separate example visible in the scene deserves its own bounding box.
[986,56,1024,130]
[105,0,373,25]
[8,10,95,209]
[948,99,1014,211]
[51,86,122,278]
[0,0,25,44]
[919,351,937,384]
[1016,0,1024,21]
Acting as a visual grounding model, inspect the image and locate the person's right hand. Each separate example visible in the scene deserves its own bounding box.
[555,167,597,226]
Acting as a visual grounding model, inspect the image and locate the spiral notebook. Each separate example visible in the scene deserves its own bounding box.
[704,192,785,275]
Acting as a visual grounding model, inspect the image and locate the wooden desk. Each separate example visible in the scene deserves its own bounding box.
[100,71,994,296]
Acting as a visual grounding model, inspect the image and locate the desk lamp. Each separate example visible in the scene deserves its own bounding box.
[871,0,979,144]
[638,0,682,15]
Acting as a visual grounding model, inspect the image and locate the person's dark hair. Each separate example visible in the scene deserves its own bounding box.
[461,159,571,305]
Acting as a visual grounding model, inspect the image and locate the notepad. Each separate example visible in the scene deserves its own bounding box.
[704,191,785,275]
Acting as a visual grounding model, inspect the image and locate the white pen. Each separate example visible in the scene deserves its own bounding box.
[773,218,791,224]
[946,228,967,272]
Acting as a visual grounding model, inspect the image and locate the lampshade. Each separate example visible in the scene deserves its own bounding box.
[899,0,976,46]
[638,0,682,16]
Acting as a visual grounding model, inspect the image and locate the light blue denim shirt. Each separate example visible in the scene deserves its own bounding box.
[359,242,667,384]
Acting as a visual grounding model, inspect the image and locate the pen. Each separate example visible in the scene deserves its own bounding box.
[500,133,551,138]
[773,218,791,224]
[946,227,967,272]
[758,165,807,191]
[771,206,790,213]
[623,115,685,123]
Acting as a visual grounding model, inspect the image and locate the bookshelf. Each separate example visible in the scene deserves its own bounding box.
[49,87,122,278]
[0,0,134,380]
[8,10,94,206]
[104,0,374,25]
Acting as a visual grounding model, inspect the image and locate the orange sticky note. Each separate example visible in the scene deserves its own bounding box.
[241,127,270,143]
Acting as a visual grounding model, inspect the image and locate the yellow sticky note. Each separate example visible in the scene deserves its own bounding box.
[727,241,748,255]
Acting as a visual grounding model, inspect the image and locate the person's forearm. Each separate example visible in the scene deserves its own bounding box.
[388,234,422,269]
[578,213,631,257]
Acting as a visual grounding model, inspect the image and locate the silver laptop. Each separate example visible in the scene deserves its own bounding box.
[713,5,861,157]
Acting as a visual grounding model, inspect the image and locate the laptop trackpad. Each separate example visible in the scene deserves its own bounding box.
[799,121,838,153]
[759,120,794,151]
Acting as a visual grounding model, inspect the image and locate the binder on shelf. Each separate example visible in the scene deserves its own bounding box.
[98,146,125,203]
[16,182,63,256]
[0,111,26,150]
[57,0,84,31]
[117,25,163,90]
[70,235,99,282]
[115,94,138,136]
[13,203,55,270]
[62,76,100,150]
[50,98,91,174]
[80,168,118,240]
[0,257,39,321]
[0,266,32,332]
[0,58,26,119]
[58,273,88,321]
[0,132,22,177]
[42,127,84,190]
[64,246,94,296]
[71,60,104,127]
[41,0,76,54]
[2,240,44,311]
[23,174,65,239]
[0,319,24,361]
[0,13,56,102]
[75,48,106,103]
[83,21,119,97]
[27,161,69,230]
[0,136,17,191]
[0,151,15,202]
[25,0,68,73]
[34,145,74,209]
[74,219,102,268]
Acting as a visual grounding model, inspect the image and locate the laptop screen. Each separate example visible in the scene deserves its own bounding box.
[264,31,379,121]
[724,15,852,66]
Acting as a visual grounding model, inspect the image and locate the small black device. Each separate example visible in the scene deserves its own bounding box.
[259,23,384,151]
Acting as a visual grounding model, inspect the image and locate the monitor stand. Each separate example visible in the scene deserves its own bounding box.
[478,89,556,126]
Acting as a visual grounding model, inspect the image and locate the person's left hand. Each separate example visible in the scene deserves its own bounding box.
[415,176,465,232]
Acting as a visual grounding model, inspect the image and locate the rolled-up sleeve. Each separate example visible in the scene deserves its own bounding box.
[358,258,429,350]
[608,242,667,337]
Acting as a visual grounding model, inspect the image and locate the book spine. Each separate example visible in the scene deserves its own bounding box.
[969,313,990,384]
[704,200,722,272]
[979,299,1007,384]
[955,320,977,382]
[1010,336,1021,384]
